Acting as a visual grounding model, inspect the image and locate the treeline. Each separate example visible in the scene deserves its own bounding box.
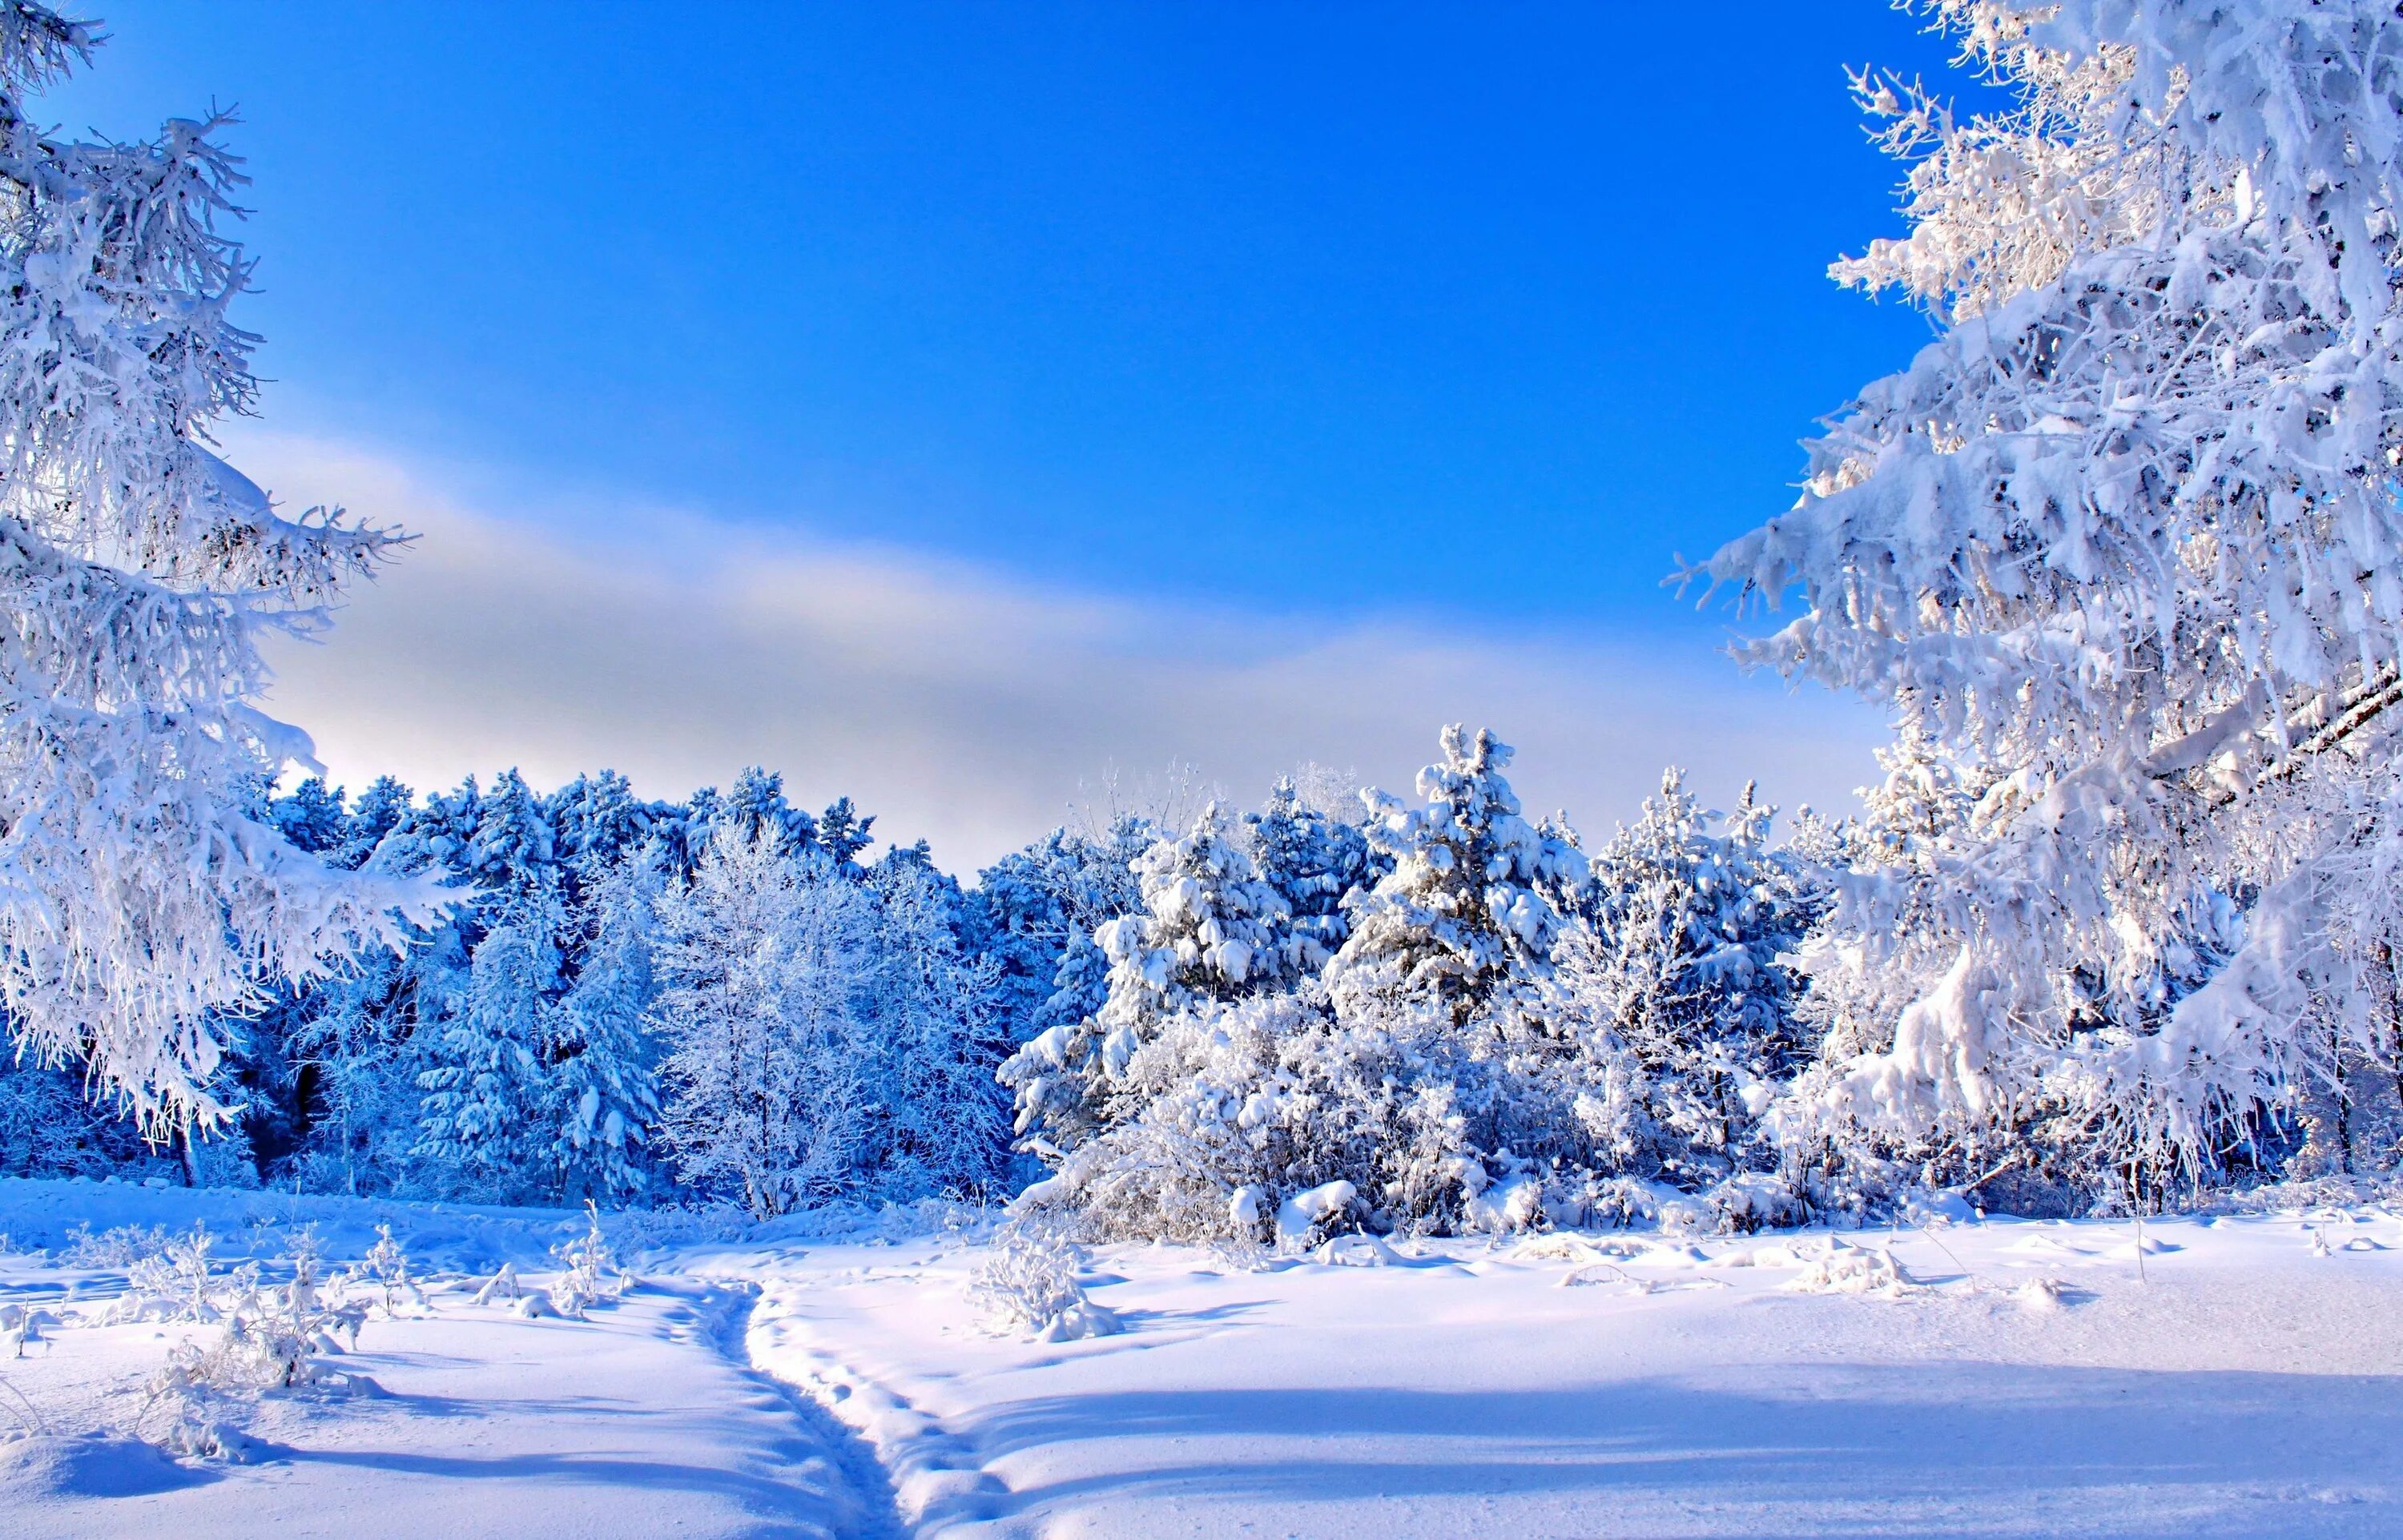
[5,723,2374,1229]
[1,765,1036,1210]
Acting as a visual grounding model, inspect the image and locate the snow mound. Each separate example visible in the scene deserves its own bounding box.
[1030,1298,1123,1342]
[1312,1232,1402,1268]
[1785,1244,1918,1297]
[0,1431,214,1499]
[2014,1277,2069,1313]
[1275,1181,1356,1249]
[2101,1235,2180,1261]
[1511,1234,1642,1265]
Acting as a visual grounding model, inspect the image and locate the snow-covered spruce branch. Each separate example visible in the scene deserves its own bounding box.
[0,4,437,1132]
[1703,0,2403,1181]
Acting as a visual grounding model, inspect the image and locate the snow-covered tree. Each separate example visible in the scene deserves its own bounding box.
[816,795,875,867]
[1325,726,1576,1034]
[650,831,877,1217]
[1001,802,1298,1152]
[549,851,662,1204]
[972,815,1153,1047]
[412,887,562,1202]
[330,776,412,871]
[1018,730,1659,1241]
[1779,724,1978,1072]
[270,778,349,858]
[0,1038,150,1178]
[1548,771,1818,1190]
[0,5,427,1132]
[548,770,657,881]
[375,778,481,881]
[1246,776,1380,963]
[868,850,1010,1199]
[465,769,557,896]
[718,766,814,854]
[1701,1,2403,1184]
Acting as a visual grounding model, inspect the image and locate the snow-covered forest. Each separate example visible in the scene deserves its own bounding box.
[8,0,2403,1237]
[8,2,2403,1534]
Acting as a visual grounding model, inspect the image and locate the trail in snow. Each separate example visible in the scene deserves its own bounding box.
[725,1211,2403,1539]
[742,1278,1012,1534]
[701,1282,912,1540]
[3,1179,2401,1538]
[2,1277,873,1540]
[0,1178,879,1540]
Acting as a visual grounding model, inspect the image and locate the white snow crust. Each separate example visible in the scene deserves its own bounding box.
[0,1177,2398,1538]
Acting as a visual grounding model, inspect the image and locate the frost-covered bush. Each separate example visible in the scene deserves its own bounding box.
[1019,990,1475,1241]
[549,1204,626,1319]
[967,1220,1119,1341]
[144,1307,368,1458]
[137,1236,372,1460]
[344,1224,422,1317]
[111,1228,233,1325]
[62,1222,171,1269]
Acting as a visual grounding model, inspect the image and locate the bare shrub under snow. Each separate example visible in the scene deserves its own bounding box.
[137,1236,376,1460]
[968,1221,1120,1341]
[549,1204,628,1319]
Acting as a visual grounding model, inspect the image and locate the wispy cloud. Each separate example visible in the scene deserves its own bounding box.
[233,428,1886,871]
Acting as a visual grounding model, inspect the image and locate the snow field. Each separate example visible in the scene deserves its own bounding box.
[0,1179,2399,1538]
[0,1181,885,1538]
[728,1208,2403,1539]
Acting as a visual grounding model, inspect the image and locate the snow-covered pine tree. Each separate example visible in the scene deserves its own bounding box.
[1246,776,1379,963]
[413,884,562,1203]
[1324,726,1576,1035]
[972,815,1154,1050]
[0,5,426,1132]
[969,831,1090,1044]
[868,849,1011,1199]
[267,779,474,1192]
[1701,1,2403,1185]
[654,785,722,879]
[548,770,657,883]
[271,779,350,858]
[1773,722,2071,1209]
[465,769,558,896]
[332,776,413,871]
[375,778,481,881]
[718,766,815,854]
[405,769,574,1200]
[549,850,662,1204]
[650,830,878,1217]
[1017,732,1610,1241]
[1548,770,1817,1193]
[1778,722,1978,1068]
[1000,802,1297,1152]
[816,796,875,867]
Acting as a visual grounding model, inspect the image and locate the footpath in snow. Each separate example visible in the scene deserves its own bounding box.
[0,1180,892,1540]
[717,1205,2403,1539]
[0,1177,2399,1538]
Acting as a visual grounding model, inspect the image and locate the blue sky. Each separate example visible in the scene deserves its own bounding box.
[52,4,1974,862]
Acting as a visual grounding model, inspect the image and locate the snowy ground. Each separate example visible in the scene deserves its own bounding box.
[0,1178,2396,1538]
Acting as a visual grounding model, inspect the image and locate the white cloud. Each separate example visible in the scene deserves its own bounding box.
[233,428,1888,871]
